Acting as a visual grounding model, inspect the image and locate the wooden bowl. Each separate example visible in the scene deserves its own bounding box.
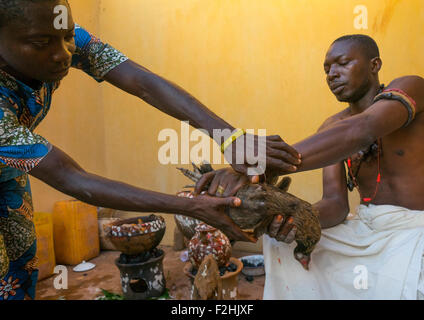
[105,215,166,255]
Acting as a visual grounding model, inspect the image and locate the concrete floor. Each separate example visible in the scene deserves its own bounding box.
[36,245,265,300]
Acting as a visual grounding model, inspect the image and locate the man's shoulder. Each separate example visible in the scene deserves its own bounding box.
[0,96,18,118]
[385,75,424,113]
[318,108,351,132]
[388,75,424,86]
[386,75,424,96]
[0,95,12,108]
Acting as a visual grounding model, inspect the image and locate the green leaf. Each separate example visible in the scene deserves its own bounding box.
[98,289,124,300]
[148,288,172,300]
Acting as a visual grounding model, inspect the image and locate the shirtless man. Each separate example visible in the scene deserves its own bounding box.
[196,34,424,299]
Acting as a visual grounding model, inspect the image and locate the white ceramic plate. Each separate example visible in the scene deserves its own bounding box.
[240,255,265,276]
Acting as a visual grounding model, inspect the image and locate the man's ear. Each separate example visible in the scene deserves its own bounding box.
[371,57,382,74]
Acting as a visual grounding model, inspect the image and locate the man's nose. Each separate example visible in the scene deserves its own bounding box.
[327,65,340,81]
[51,40,74,65]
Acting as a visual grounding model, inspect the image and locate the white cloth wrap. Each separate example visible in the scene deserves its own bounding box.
[263,204,424,300]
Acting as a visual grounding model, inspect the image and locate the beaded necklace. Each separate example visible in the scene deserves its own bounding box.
[345,84,385,203]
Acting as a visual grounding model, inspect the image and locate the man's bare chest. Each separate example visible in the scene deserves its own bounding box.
[346,121,424,192]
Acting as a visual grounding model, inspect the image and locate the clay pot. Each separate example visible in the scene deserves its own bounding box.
[188,223,232,268]
[105,215,166,255]
[174,191,203,239]
[183,257,243,300]
[174,214,203,240]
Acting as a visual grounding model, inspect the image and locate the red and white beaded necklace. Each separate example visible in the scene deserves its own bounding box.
[345,85,385,203]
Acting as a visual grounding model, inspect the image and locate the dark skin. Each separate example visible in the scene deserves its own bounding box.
[0,0,303,242]
[196,39,424,243]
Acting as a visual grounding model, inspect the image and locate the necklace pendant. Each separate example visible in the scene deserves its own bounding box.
[347,178,354,191]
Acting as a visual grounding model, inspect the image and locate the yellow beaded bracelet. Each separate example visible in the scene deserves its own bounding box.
[221,129,246,153]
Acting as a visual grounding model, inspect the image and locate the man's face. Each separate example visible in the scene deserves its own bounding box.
[0,0,75,83]
[323,41,374,103]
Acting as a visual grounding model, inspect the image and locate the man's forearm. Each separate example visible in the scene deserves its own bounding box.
[105,60,235,142]
[313,198,349,229]
[292,115,375,172]
[48,169,201,217]
[138,71,234,140]
[29,146,201,217]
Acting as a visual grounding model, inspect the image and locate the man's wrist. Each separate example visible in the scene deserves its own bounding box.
[171,194,204,218]
[221,128,246,154]
[181,197,206,221]
[210,124,236,145]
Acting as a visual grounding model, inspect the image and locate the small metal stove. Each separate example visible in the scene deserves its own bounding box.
[105,215,167,300]
[115,248,166,300]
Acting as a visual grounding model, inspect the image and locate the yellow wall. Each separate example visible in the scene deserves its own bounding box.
[31,0,424,250]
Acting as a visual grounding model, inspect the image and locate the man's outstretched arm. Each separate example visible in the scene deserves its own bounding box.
[104,60,234,139]
[103,59,301,175]
[29,145,255,242]
[293,76,424,172]
[193,76,424,191]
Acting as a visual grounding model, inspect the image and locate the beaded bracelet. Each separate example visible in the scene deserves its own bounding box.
[373,88,417,128]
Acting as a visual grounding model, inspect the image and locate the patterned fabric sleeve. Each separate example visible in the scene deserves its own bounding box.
[72,24,129,82]
[0,98,51,173]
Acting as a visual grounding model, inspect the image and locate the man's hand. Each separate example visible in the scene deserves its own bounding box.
[188,192,257,243]
[267,215,297,243]
[224,134,301,178]
[193,167,250,197]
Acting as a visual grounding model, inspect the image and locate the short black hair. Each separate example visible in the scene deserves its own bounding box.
[333,34,380,60]
[0,0,65,28]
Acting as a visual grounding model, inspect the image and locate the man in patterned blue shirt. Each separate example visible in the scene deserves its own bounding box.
[0,0,302,300]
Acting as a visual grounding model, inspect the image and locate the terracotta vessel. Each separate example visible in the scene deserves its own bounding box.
[174,191,203,240]
[188,223,232,268]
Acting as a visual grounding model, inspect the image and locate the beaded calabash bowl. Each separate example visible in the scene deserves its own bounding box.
[105,215,166,255]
